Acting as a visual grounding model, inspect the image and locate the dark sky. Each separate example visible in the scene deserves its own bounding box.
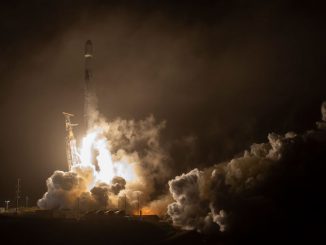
[0,0,325,205]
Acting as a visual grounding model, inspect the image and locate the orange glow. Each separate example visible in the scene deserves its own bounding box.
[133,207,158,216]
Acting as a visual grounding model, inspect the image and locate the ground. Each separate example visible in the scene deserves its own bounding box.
[0,210,323,244]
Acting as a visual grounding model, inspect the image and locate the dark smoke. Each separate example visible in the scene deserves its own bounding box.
[90,183,110,208]
[110,176,126,195]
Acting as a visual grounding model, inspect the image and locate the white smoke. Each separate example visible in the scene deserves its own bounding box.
[168,102,326,233]
[38,112,172,213]
[38,166,96,209]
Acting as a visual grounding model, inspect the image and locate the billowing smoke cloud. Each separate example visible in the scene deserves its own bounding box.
[90,183,110,208]
[168,102,326,233]
[110,176,126,195]
[38,165,126,210]
[38,111,172,213]
[38,165,95,209]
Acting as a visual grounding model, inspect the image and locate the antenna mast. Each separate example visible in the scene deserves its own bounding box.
[16,178,20,212]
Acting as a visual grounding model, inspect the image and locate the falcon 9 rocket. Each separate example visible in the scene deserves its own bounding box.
[84,40,96,129]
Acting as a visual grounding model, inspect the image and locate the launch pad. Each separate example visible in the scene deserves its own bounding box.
[0,208,177,245]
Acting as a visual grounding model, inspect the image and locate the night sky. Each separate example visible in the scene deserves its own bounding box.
[0,0,325,205]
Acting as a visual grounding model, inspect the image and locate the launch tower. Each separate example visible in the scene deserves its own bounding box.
[63,112,79,170]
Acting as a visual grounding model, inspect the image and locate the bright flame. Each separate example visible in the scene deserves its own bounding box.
[113,161,136,182]
[94,138,114,182]
[77,128,136,187]
[80,131,98,166]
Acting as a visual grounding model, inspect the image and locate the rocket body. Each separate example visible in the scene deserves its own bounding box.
[84,40,96,129]
[84,40,93,88]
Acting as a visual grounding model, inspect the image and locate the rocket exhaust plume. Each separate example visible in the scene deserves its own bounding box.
[38,115,170,212]
[38,40,172,212]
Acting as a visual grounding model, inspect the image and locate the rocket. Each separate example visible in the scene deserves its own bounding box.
[84,40,93,92]
[84,40,95,129]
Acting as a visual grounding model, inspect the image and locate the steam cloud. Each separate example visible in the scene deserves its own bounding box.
[167,102,326,233]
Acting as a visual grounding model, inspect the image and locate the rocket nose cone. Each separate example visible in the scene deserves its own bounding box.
[85,40,93,55]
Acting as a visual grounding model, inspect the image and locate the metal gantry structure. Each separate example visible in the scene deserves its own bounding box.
[63,112,80,170]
